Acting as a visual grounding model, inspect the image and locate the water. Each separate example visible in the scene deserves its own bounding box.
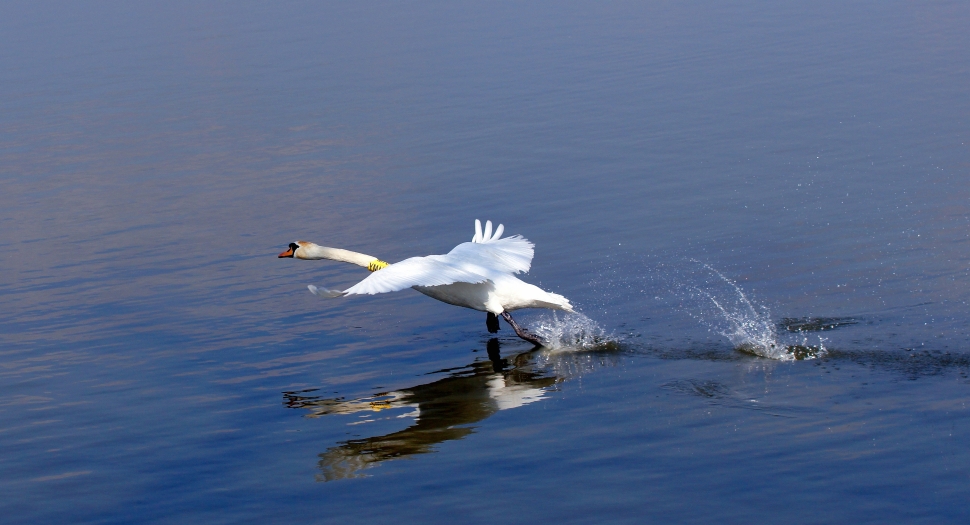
[647,259,827,360]
[2,1,970,523]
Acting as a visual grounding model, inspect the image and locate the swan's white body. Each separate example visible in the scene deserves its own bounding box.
[292,220,572,316]
[413,275,570,315]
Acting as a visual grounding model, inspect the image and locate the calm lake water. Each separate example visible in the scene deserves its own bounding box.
[2,1,969,523]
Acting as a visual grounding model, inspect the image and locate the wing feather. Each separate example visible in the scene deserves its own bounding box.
[341,235,535,296]
[447,235,533,273]
[473,219,483,243]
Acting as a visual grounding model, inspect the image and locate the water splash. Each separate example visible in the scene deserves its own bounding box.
[663,261,826,361]
[529,312,618,352]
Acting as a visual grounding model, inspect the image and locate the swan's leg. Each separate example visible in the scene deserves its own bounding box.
[500,312,544,347]
[486,312,500,333]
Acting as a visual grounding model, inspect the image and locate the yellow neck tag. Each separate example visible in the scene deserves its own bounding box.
[368,259,389,272]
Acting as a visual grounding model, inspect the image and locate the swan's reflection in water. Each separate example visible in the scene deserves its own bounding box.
[284,339,620,481]
[282,328,970,482]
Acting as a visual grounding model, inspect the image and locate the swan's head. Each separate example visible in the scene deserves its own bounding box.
[278,241,314,259]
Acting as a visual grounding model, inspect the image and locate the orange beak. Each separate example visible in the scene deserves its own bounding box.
[278,247,295,258]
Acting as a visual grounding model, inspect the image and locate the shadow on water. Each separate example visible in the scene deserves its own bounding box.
[283,338,623,482]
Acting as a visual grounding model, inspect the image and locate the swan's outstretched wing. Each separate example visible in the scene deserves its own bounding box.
[468,220,533,272]
[340,253,493,295]
[344,236,533,295]
[310,219,535,297]
[334,237,534,296]
[447,235,533,274]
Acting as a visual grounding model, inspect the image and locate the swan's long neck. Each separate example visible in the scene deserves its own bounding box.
[300,244,388,271]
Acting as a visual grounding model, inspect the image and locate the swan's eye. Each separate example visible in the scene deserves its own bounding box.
[289,243,299,251]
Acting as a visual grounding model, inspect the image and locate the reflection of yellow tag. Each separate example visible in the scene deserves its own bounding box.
[369,401,392,411]
[368,259,389,272]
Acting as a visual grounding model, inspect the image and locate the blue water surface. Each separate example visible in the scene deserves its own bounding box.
[1,1,969,523]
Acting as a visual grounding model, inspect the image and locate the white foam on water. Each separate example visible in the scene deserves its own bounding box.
[529,311,618,353]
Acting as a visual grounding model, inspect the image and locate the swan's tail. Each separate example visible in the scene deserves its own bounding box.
[556,295,575,313]
[308,285,347,298]
[539,291,574,313]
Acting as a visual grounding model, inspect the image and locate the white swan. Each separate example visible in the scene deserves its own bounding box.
[277,220,573,345]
